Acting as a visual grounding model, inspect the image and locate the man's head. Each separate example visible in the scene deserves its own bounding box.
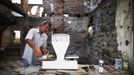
[39,21,51,33]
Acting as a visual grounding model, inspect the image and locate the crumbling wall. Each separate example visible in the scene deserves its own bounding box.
[1,28,11,49]
[88,0,117,64]
[65,17,89,64]
[64,0,84,15]
[48,0,117,64]
[116,0,133,73]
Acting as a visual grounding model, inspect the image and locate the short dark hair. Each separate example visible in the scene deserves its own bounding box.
[41,21,52,27]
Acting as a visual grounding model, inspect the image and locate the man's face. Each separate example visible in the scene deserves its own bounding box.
[40,24,49,33]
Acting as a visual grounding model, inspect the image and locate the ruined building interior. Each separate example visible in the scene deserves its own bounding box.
[0,0,133,75]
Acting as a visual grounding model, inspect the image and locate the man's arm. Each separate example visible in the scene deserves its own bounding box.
[26,39,42,58]
[25,28,43,58]
[41,35,49,55]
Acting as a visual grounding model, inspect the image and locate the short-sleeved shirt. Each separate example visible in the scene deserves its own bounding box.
[22,28,48,65]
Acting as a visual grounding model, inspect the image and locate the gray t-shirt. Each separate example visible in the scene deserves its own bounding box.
[22,28,48,65]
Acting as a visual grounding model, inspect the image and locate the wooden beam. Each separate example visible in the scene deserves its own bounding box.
[0,0,27,17]
[21,0,28,13]
[0,13,16,25]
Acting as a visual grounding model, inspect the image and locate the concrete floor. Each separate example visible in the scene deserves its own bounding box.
[0,60,23,75]
[0,60,129,75]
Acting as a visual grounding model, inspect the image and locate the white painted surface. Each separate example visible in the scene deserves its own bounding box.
[42,60,78,69]
[42,34,78,69]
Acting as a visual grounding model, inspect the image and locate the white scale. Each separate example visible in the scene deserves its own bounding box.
[42,34,78,69]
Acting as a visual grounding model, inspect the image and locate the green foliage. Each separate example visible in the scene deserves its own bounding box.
[14,39,21,44]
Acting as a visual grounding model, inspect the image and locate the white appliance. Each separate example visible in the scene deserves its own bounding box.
[42,34,78,69]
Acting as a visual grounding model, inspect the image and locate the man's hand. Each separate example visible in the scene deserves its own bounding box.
[33,47,43,58]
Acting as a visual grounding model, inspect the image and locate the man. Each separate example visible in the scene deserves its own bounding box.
[22,21,51,67]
